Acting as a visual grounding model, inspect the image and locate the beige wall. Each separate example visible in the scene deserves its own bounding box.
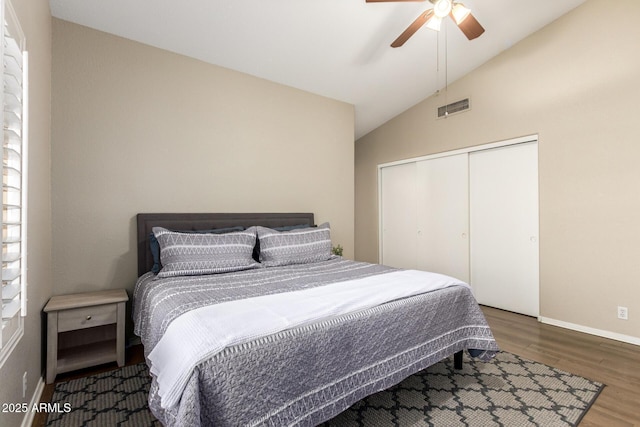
[0,1,52,426]
[356,0,640,340]
[51,19,354,301]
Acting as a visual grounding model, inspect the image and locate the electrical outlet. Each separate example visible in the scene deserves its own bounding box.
[22,372,27,398]
[617,306,628,320]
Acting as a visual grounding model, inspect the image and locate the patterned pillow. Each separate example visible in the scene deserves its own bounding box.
[257,223,332,267]
[153,226,259,278]
[149,226,245,274]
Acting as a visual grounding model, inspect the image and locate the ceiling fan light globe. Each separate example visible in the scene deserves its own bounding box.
[433,0,452,18]
[451,3,471,24]
[426,16,442,31]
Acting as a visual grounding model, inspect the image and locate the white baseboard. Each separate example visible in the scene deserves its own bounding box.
[21,376,45,427]
[539,316,640,346]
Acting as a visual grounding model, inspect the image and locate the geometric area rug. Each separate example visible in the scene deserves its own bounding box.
[321,351,604,427]
[46,351,603,427]
[46,363,161,427]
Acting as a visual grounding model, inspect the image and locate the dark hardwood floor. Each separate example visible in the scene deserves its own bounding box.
[33,307,640,426]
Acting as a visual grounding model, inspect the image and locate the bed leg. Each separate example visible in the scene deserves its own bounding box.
[454,350,463,369]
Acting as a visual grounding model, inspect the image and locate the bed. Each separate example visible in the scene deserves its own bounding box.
[133,212,498,426]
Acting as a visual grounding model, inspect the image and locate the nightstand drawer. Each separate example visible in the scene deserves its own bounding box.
[58,304,117,332]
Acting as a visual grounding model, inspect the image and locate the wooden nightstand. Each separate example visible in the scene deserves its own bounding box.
[44,289,129,384]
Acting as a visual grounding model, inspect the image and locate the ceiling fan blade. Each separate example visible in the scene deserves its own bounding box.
[391,9,434,48]
[452,11,484,40]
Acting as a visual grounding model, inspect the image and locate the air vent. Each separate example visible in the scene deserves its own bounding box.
[437,98,470,119]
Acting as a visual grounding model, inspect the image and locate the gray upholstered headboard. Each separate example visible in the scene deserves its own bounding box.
[136,213,315,277]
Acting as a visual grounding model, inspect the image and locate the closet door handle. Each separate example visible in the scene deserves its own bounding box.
[461,233,468,239]
[530,236,537,242]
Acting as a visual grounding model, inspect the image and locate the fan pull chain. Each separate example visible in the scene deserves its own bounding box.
[444,21,449,117]
[436,29,440,93]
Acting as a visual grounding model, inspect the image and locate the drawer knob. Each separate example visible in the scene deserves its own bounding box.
[86,315,92,320]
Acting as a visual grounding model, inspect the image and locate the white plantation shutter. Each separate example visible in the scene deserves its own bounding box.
[0,0,26,366]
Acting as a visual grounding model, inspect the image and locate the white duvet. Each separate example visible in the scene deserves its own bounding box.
[149,269,468,409]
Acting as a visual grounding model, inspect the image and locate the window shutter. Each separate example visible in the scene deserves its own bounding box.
[0,0,26,363]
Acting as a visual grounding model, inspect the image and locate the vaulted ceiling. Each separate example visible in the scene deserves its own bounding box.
[50,0,586,138]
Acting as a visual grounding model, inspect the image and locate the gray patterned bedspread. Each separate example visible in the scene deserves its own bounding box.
[133,257,498,426]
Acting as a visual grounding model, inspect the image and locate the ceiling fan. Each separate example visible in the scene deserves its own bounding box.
[367,0,485,47]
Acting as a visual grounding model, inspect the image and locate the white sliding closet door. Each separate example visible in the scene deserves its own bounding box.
[469,142,539,316]
[380,162,418,269]
[416,154,469,282]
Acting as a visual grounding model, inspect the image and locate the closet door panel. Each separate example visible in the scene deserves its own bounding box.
[469,142,539,316]
[380,162,418,269]
[416,154,469,282]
